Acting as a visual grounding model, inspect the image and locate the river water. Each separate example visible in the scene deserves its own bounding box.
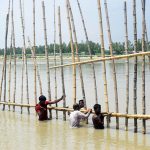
[0,58,150,150]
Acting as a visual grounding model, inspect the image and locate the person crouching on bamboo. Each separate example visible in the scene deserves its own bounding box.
[92,104,104,129]
[35,95,65,121]
[69,103,92,128]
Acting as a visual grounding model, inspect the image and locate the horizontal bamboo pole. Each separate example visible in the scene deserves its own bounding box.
[0,101,150,119]
[49,51,150,69]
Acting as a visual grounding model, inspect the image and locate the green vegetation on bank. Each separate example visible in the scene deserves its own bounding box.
[0,40,149,57]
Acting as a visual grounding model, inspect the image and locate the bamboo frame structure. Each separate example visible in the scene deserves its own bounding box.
[0,0,150,135]
[3,14,9,111]
[104,0,119,129]
[141,0,146,134]
[0,101,150,120]
[12,0,17,112]
[76,0,98,104]
[8,31,12,111]
[124,1,130,131]
[144,21,150,70]
[133,0,138,133]
[28,37,43,95]
[0,63,4,102]
[33,0,37,104]
[58,6,66,121]
[19,0,30,114]
[97,0,109,127]
[67,0,87,108]
[54,0,58,119]
[48,52,150,70]
[66,0,76,104]
[42,1,52,119]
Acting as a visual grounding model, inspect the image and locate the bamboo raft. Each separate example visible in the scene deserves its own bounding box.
[0,0,150,134]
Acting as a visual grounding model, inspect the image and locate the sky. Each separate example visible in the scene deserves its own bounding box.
[0,0,150,49]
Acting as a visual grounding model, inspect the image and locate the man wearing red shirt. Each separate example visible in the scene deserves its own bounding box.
[35,95,65,121]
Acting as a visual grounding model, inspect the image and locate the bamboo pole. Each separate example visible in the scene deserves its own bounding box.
[8,31,12,111]
[97,0,109,127]
[66,0,76,104]
[3,14,9,111]
[67,0,87,108]
[77,0,98,104]
[19,0,30,114]
[141,0,146,134]
[53,0,58,119]
[33,0,37,104]
[142,4,150,70]
[58,6,66,121]
[0,63,4,102]
[11,0,17,112]
[42,1,52,119]
[28,37,43,95]
[49,52,150,70]
[1,101,150,120]
[0,0,11,103]
[144,22,150,70]
[124,1,130,131]
[133,0,138,133]
[104,0,119,129]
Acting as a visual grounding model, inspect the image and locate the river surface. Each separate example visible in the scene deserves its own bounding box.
[0,58,150,150]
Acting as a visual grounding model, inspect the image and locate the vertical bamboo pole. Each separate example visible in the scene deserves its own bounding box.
[104,0,119,129]
[0,64,4,102]
[124,1,130,131]
[77,0,98,104]
[66,0,76,104]
[3,14,9,111]
[42,1,52,119]
[28,37,43,96]
[133,0,138,133]
[20,0,25,113]
[11,0,17,112]
[33,0,37,104]
[53,0,58,119]
[67,0,86,108]
[0,0,11,103]
[8,31,12,111]
[141,0,146,134]
[97,0,109,127]
[144,23,150,70]
[143,9,150,70]
[58,6,66,120]
[19,0,30,114]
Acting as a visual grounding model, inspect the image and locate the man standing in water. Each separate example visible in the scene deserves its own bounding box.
[69,103,92,127]
[35,95,65,121]
[92,104,104,129]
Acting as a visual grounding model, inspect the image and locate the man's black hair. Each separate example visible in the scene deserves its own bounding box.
[73,103,80,110]
[93,104,101,111]
[39,95,46,101]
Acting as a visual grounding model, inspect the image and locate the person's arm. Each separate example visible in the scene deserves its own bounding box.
[47,95,65,104]
[78,109,92,119]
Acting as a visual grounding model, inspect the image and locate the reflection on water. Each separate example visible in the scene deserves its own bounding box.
[0,111,150,150]
[0,59,150,149]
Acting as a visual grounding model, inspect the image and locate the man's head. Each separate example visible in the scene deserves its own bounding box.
[93,104,101,115]
[73,103,80,111]
[79,100,84,109]
[39,95,46,102]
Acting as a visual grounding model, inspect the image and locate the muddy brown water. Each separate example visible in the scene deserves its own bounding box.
[0,58,150,149]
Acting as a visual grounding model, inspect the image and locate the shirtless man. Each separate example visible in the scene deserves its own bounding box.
[92,104,104,129]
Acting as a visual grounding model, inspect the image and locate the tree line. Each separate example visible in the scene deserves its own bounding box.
[0,40,149,56]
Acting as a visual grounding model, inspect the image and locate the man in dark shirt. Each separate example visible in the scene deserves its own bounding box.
[92,104,104,129]
[35,95,65,121]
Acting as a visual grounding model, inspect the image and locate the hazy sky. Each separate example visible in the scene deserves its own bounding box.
[0,0,150,49]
